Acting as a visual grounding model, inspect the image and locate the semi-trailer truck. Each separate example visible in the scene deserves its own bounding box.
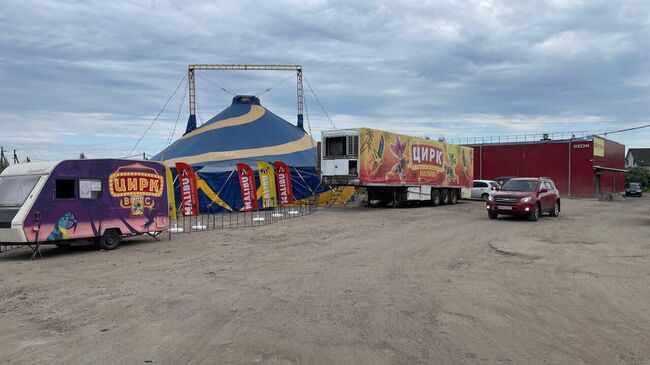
[321,128,473,206]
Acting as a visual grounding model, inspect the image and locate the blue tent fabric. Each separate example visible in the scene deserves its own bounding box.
[151,95,322,212]
[185,114,197,134]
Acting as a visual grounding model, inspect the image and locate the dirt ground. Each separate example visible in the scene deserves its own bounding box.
[1,196,649,364]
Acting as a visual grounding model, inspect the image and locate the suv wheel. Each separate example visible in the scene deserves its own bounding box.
[431,190,441,206]
[481,193,489,201]
[488,211,498,219]
[550,201,560,217]
[528,203,540,222]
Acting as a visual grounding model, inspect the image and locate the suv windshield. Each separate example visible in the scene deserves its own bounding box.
[0,175,41,207]
[501,179,538,192]
[629,183,641,189]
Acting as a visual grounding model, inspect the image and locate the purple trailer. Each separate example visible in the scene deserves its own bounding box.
[0,159,170,258]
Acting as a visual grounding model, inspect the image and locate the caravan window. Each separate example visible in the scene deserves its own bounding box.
[56,179,76,199]
[79,179,102,199]
[0,175,41,207]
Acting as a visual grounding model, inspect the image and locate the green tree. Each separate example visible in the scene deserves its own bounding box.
[625,166,650,191]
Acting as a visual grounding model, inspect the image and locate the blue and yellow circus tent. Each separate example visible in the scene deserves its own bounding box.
[151,95,322,212]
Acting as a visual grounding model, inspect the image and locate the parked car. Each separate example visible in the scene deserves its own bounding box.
[486,177,560,221]
[625,182,643,197]
[472,180,500,201]
[494,176,516,187]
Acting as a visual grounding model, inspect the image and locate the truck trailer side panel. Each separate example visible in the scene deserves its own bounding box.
[358,128,473,188]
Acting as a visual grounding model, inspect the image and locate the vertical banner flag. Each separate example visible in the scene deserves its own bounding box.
[274,161,294,205]
[236,163,259,211]
[165,166,177,219]
[175,162,199,216]
[256,161,277,208]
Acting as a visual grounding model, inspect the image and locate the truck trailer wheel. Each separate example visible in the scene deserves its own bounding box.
[449,190,458,204]
[441,189,449,205]
[431,189,441,206]
[97,229,122,250]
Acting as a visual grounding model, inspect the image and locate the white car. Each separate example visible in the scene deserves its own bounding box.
[472,180,500,201]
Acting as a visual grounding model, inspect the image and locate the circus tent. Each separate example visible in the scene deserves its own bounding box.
[151,95,321,212]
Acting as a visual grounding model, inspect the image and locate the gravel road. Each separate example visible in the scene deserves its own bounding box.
[1,197,649,364]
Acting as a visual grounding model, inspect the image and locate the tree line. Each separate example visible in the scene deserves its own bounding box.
[625,167,650,191]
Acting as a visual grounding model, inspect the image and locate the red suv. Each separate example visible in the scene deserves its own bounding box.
[486,177,560,221]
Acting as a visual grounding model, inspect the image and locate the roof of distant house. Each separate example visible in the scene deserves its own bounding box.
[627,148,650,167]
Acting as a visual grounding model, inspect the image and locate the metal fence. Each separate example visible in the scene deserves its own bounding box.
[168,202,314,235]
[447,131,592,145]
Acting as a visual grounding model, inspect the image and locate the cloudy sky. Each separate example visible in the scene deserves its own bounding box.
[1,0,649,161]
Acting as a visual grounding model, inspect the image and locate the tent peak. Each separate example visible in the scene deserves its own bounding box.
[232,95,260,105]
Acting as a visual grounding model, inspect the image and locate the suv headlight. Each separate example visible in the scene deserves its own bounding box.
[488,195,494,201]
[520,196,532,203]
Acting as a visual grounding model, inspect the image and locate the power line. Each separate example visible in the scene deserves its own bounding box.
[196,74,238,96]
[254,74,295,97]
[302,90,319,165]
[126,74,188,157]
[303,89,313,137]
[161,77,189,161]
[601,123,650,136]
[195,91,205,125]
[304,78,336,129]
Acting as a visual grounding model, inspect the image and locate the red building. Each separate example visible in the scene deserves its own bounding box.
[471,136,625,198]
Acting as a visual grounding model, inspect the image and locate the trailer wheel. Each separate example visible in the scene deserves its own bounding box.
[97,229,122,250]
[449,190,458,204]
[441,189,449,205]
[431,189,441,206]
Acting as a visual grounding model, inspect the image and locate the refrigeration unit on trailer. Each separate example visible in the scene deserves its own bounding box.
[0,159,170,258]
[321,128,473,206]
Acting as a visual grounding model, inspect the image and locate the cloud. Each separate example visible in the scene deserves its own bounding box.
[0,0,649,162]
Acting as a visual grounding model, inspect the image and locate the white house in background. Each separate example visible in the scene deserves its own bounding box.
[626,148,650,168]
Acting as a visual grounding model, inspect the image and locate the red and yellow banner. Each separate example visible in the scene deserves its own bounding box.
[175,162,199,216]
[274,161,294,205]
[359,128,473,187]
[236,163,259,211]
[257,161,277,208]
